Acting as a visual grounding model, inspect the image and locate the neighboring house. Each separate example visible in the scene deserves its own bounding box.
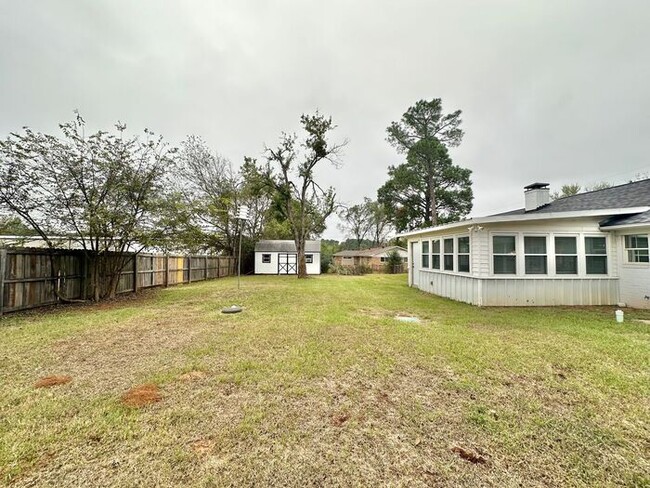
[332,246,408,272]
[254,240,321,275]
[399,180,650,308]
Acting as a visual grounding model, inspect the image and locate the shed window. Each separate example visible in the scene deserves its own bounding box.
[524,236,547,274]
[493,236,516,274]
[443,238,454,271]
[305,254,314,264]
[555,236,577,274]
[585,237,607,274]
[262,254,271,263]
[421,240,430,268]
[457,236,470,273]
[624,234,649,263]
[431,239,441,269]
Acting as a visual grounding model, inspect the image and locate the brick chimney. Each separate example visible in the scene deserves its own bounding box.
[524,183,550,211]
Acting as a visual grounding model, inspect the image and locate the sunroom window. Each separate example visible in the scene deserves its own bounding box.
[493,236,516,274]
[443,238,454,271]
[585,237,607,274]
[421,240,430,268]
[457,236,470,272]
[431,239,441,269]
[524,236,547,274]
[555,236,577,274]
[624,234,649,263]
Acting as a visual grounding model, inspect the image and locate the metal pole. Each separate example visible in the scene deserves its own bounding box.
[237,217,243,290]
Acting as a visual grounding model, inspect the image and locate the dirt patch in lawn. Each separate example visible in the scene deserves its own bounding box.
[34,375,72,388]
[190,438,215,456]
[121,383,161,408]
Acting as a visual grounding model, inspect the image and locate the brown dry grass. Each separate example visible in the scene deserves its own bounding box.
[34,375,72,388]
[121,384,161,408]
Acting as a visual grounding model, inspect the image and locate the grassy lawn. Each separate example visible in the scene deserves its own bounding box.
[1,275,649,487]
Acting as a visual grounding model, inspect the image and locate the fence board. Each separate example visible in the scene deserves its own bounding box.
[0,249,235,315]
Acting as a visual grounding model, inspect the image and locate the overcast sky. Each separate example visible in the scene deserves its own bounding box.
[2,0,649,240]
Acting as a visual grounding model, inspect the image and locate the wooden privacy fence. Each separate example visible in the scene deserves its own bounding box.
[0,248,236,315]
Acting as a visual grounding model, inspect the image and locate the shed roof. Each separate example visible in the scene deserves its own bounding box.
[254,240,321,253]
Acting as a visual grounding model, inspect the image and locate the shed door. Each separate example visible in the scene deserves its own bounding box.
[278,253,297,274]
[410,241,420,287]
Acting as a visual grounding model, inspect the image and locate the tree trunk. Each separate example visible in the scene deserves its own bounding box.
[428,173,438,226]
[296,238,307,278]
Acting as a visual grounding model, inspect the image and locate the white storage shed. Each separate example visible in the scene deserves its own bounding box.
[254,240,321,275]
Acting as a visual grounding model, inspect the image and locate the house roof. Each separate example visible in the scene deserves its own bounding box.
[332,246,406,258]
[254,240,321,253]
[398,178,650,238]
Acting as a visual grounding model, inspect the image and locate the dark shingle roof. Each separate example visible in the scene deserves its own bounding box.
[255,240,321,253]
[490,178,650,217]
[600,209,650,228]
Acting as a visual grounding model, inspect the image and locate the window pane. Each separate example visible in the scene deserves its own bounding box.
[585,237,606,254]
[493,236,515,254]
[494,256,516,274]
[422,254,429,268]
[458,255,470,272]
[625,235,648,249]
[458,236,470,254]
[628,250,650,263]
[306,254,313,264]
[444,255,454,271]
[586,256,607,274]
[422,241,430,254]
[556,256,577,274]
[432,255,440,269]
[432,240,440,253]
[525,255,547,274]
[555,236,576,254]
[262,254,271,263]
[444,238,454,253]
[524,236,546,254]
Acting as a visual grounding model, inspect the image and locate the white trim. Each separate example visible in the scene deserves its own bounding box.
[398,207,650,238]
[601,222,650,231]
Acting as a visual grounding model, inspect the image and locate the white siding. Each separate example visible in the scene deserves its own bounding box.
[407,216,624,307]
[616,227,650,308]
[254,252,321,275]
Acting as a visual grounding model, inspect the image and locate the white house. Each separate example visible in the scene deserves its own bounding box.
[254,240,321,275]
[400,180,650,308]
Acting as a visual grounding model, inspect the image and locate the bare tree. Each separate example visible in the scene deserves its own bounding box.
[338,201,372,250]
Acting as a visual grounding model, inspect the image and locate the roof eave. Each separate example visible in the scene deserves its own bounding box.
[398,207,650,238]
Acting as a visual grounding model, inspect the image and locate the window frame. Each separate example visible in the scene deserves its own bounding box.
[523,235,548,275]
[262,253,272,264]
[421,240,430,268]
[443,238,454,271]
[554,235,578,275]
[431,239,441,270]
[457,235,470,273]
[305,254,314,264]
[623,234,649,264]
[585,235,608,275]
[492,234,517,275]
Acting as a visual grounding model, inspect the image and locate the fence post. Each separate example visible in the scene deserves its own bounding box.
[187,256,192,284]
[80,253,88,300]
[217,257,221,278]
[204,256,208,281]
[133,254,139,293]
[164,254,169,288]
[0,249,6,317]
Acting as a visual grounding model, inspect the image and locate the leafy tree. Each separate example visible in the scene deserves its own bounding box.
[381,99,473,230]
[258,112,345,278]
[384,249,404,274]
[319,239,340,273]
[0,114,174,300]
[366,199,393,247]
[338,201,371,250]
[551,181,614,200]
[378,139,472,232]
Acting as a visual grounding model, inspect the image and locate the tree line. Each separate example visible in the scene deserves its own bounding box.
[0,98,477,301]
